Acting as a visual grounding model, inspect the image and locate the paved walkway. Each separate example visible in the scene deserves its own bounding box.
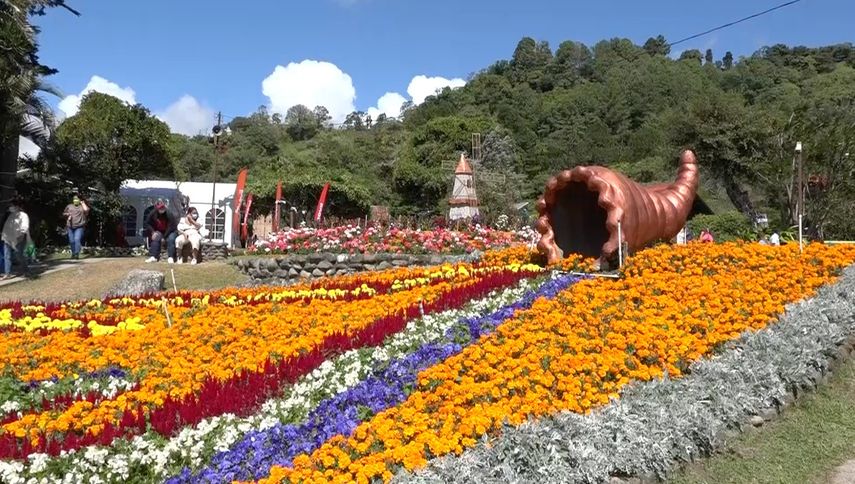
[0,258,112,288]
[831,459,855,484]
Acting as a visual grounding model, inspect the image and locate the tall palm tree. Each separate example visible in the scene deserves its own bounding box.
[0,0,77,212]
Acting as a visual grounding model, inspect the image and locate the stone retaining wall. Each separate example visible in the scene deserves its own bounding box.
[159,240,231,261]
[234,252,479,284]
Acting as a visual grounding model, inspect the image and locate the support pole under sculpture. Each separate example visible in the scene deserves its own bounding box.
[535,150,699,266]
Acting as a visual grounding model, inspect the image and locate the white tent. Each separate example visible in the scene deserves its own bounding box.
[119,180,239,247]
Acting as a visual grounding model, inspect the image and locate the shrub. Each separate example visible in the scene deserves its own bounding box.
[688,212,751,242]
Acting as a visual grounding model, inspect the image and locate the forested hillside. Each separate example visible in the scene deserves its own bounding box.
[21,36,855,240]
[163,36,854,238]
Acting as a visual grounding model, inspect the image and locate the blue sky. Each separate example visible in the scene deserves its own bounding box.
[31,0,855,135]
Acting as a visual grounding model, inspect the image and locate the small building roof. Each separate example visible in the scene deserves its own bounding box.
[454,153,473,175]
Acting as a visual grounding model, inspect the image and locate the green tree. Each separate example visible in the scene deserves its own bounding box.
[313,105,331,127]
[550,40,593,87]
[509,37,554,89]
[284,104,319,141]
[679,49,703,65]
[643,35,670,57]
[668,91,771,220]
[343,111,368,130]
[53,92,175,196]
[170,134,212,181]
[0,0,78,213]
[705,48,714,65]
[723,51,734,69]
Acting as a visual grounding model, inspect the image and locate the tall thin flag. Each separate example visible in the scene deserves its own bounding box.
[231,168,249,244]
[313,182,330,223]
[241,193,254,242]
[273,181,282,232]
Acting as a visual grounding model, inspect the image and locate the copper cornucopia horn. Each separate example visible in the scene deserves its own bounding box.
[535,150,699,266]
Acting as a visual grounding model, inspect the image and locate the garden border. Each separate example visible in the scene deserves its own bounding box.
[233,252,481,284]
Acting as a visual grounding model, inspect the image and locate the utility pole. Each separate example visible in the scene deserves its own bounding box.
[211,112,223,241]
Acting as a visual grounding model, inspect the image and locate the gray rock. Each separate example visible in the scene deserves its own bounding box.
[273,270,290,279]
[464,249,484,263]
[105,269,164,298]
[363,264,376,271]
[349,254,363,264]
[266,259,279,271]
[429,255,444,266]
[776,392,795,408]
[288,267,299,277]
[290,254,307,264]
[325,268,337,276]
[377,261,393,270]
[317,260,334,270]
[299,270,312,279]
[312,268,325,277]
[277,258,291,269]
[749,415,764,427]
[760,407,778,421]
[391,259,410,267]
[362,254,378,263]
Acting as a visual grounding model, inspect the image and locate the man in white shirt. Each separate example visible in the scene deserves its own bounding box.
[1,198,30,279]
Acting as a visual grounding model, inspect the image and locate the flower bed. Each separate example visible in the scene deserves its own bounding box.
[0,243,853,484]
[402,264,855,484]
[0,262,541,459]
[258,243,855,483]
[251,225,538,255]
[0,275,548,482]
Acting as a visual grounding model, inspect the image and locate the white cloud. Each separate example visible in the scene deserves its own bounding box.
[407,75,466,105]
[18,137,40,159]
[367,91,407,120]
[58,75,136,118]
[156,95,216,136]
[262,60,356,123]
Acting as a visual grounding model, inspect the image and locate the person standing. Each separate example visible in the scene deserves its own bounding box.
[676,226,687,245]
[144,200,178,263]
[2,198,30,280]
[63,193,89,260]
[175,206,203,264]
[770,232,781,246]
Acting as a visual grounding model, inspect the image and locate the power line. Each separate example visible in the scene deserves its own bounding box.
[668,0,804,47]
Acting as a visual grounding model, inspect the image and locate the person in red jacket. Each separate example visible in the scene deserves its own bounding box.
[144,200,178,263]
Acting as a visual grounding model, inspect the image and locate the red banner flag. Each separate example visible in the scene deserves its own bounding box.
[313,182,330,223]
[273,181,282,232]
[241,193,254,242]
[231,168,249,243]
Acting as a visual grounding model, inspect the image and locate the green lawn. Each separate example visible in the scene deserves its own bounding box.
[671,357,855,484]
[0,257,247,303]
